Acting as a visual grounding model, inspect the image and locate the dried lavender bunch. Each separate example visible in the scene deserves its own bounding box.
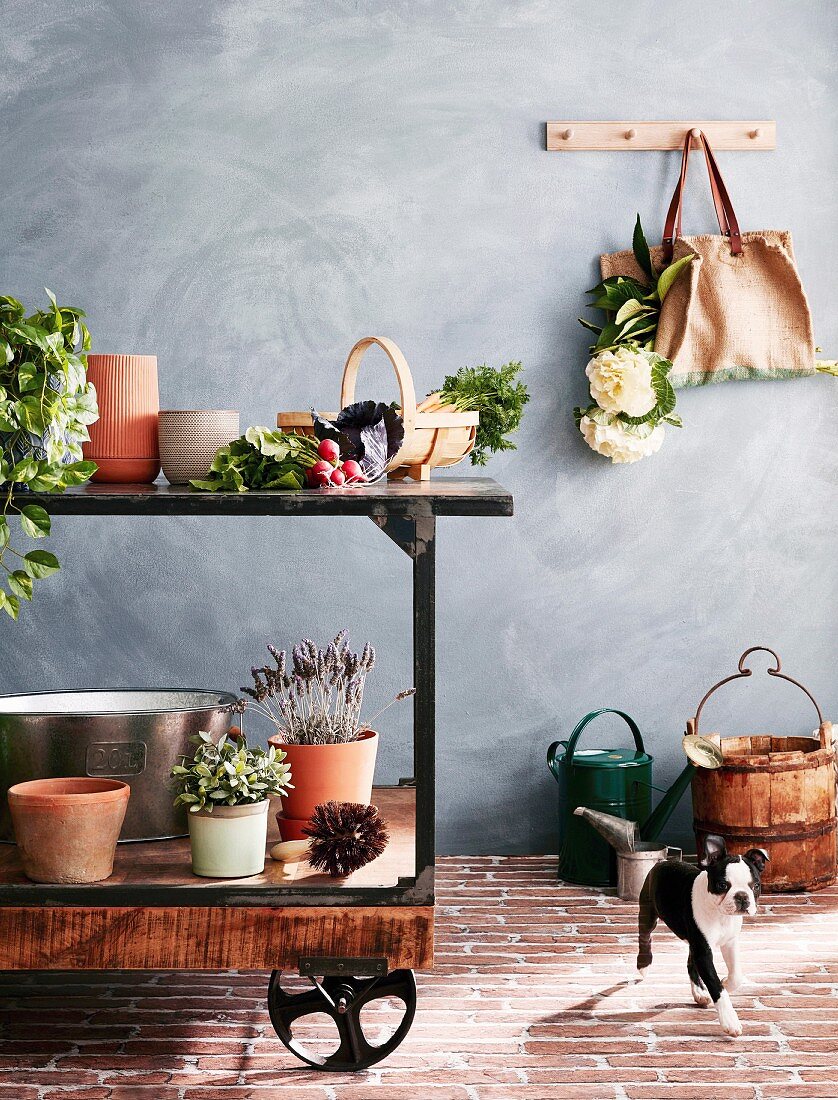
[228,631,415,746]
[303,801,390,877]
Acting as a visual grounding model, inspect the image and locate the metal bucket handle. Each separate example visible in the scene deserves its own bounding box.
[691,646,824,737]
[548,708,644,781]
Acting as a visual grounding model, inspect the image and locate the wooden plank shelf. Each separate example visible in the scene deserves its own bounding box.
[0,788,415,907]
[29,477,514,518]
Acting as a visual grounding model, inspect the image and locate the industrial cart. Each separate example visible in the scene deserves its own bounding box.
[0,477,512,1070]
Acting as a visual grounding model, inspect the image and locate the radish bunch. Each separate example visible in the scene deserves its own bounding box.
[307,438,368,488]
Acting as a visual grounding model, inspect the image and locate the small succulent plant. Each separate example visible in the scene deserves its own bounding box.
[229,630,415,746]
[170,729,292,813]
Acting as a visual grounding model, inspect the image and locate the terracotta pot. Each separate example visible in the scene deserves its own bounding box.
[8,777,130,883]
[267,729,378,840]
[83,354,160,483]
[158,409,240,484]
[187,800,269,878]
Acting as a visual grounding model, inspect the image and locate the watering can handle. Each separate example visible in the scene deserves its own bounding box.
[691,647,824,735]
[548,709,644,777]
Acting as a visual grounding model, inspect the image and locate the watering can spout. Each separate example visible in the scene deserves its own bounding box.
[573,806,638,854]
[638,763,695,841]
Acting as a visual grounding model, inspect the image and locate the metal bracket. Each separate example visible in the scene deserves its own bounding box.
[370,512,435,558]
[299,956,388,977]
[370,515,415,557]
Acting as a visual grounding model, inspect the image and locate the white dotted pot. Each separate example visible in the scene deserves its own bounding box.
[158,410,240,484]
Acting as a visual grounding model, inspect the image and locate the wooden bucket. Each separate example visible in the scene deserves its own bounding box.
[689,647,836,893]
[277,336,478,481]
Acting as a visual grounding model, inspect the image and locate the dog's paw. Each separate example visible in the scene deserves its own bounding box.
[717,990,743,1037]
[636,966,650,983]
[690,980,711,1007]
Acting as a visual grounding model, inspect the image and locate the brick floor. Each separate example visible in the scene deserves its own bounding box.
[1,856,837,1098]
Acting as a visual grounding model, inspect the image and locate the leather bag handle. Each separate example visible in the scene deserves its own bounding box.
[547,708,645,779]
[690,647,824,737]
[662,129,743,263]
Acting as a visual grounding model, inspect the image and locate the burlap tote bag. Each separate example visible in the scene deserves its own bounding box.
[600,130,816,387]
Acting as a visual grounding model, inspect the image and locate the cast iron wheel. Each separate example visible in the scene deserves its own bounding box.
[267,968,417,1071]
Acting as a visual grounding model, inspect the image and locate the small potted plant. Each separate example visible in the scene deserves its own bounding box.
[230,631,414,840]
[170,729,292,878]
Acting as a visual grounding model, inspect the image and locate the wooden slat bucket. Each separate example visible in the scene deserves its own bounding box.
[277,336,478,481]
[689,647,836,893]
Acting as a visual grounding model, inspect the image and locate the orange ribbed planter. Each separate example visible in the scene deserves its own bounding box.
[83,354,160,483]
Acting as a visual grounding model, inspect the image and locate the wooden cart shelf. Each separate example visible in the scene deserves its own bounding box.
[0,787,415,905]
[1,477,512,1069]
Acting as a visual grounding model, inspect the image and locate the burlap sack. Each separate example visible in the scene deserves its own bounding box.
[600,132,816,388]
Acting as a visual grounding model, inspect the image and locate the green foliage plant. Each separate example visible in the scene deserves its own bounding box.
[171,729,293,813]
[0,291,98,619]
[579,216,694,354]
[436,361,529,465]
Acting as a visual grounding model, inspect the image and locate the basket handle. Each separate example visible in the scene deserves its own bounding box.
[691,647,824,736]
[340,338,417,463]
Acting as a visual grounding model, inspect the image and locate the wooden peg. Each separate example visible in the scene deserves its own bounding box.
[690,127,701,140]
[562,128,574,140]
[749,127,762,139]
[625,128,637,140]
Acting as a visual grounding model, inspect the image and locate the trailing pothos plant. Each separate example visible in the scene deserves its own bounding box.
[0,291,98,618]
[574,218,693,465]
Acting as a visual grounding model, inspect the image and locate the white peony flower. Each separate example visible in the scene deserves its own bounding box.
[586,346,657,418]
[579,414,665,464]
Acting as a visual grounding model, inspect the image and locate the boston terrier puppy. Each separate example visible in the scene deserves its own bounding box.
[636,834,769,1037]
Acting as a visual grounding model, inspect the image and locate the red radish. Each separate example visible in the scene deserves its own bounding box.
[309,460,334,486]
[341,459,364,483]
[317,438,341,464]
[330,467,346,487]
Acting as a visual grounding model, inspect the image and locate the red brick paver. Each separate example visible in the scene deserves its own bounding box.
[1,857,837,1098]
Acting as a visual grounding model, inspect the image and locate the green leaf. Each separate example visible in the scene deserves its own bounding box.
[8,571,33,601]
[632,214,655,280]
[2,593,19,620]
[20,504,51,538]
[55,460,97,486]
[577,317,603,335]
[23,550,60,579]
[11,457,39,483]
[657,253,695,302]
[614,299,652,327]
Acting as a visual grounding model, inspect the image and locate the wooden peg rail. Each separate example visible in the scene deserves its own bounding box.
[546,121,776,151]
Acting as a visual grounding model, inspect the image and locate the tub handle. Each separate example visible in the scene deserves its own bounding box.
[691,646,824,736]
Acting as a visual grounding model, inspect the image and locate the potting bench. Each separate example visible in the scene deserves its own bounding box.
[0,477,512,1070]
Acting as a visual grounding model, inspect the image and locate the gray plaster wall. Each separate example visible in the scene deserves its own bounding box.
[1,1,835,853]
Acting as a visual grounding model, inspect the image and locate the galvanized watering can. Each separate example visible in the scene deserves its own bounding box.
[548,708,721,888]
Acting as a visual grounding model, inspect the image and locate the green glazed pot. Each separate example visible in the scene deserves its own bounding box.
[187,800,269,878]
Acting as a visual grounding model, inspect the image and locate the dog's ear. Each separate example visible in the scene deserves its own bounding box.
[700,834,728,867]
[745,847,770,873]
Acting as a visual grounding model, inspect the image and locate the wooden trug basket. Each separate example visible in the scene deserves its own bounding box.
[277,336,478,481]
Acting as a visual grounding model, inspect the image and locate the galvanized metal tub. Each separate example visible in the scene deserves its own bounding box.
[0,690,237,842]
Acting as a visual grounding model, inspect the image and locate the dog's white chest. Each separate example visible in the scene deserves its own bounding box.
[691,871,744,947]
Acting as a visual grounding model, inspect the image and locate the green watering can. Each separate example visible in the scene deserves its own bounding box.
[547,709,718,887]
